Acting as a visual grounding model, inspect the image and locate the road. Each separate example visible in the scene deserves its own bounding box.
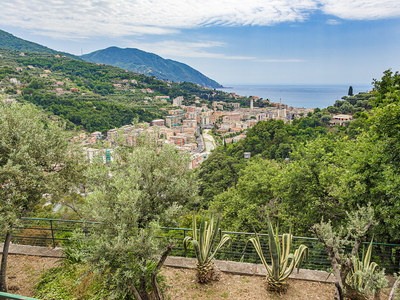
[202,129,216,152]
[192,127,204,153]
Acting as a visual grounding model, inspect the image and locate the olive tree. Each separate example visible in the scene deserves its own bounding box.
[0,102,86,292]
[84,136,199,300]
[311,206,387,300]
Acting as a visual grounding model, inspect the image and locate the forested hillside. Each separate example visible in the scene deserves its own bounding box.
[0,29,81,60]
[199,70,400,272]
[81,46,222,88]
[0,49,270,132]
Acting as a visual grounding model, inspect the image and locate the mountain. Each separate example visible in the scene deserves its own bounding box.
[81,47,222,88]
[0,29,81,60]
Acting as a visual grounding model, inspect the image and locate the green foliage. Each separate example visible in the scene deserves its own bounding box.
[372,69,400,107]
[0,29,81,60]
[347,239,388,297]
[81,47,222,88]
[183,212,231,283]
[35,262,167,299]
[210,158,280,233]
[348,86,354,96]
[0,103,85,230]
[82,137,198,298]
[311,205,385,300]
[27,92,160,132]
[243,218,308,293]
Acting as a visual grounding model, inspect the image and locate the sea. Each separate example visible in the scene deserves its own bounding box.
[217,85,373,109]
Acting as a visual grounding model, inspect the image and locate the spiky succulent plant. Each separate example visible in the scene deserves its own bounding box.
[244,218,309,293]
[347,239,387,297]
[183,212,231,283]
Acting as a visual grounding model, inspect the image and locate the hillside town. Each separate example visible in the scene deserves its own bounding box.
[76,96,316,169]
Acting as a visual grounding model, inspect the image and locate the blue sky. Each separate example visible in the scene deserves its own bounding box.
[1,0,400,85]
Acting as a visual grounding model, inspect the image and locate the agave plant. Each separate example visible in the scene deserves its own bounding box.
[243,218,309,293]
[347,239,387,296]
[183,212,231,283]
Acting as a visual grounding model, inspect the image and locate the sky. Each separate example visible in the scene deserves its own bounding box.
[1,0,400,86]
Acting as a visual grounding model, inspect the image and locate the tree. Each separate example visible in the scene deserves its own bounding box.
[348,86,354,96]
[0,102,85,292]
[84,137,199,300]
[311,206,387,300]
[211,158,280,232]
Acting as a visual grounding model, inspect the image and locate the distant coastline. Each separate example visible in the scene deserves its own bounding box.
[217,84,373,109]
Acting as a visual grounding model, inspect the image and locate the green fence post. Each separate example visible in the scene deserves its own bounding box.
[50,220,55,248]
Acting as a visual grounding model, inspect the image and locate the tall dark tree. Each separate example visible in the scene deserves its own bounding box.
[348,86,354,96]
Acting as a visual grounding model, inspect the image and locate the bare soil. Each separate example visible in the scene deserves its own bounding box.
[160,266,336,300]
[1,255,394,299]
[0,254,59,297]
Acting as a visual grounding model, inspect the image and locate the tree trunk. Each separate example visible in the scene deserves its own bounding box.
[388,276,399,300]
[0,228,13,292]
[373,289,381,300]
[343,283,367,300]
[139,260,151,300]
[129,284,143,300]
[151,243,174,300]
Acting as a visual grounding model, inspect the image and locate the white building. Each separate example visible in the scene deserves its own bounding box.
[173,96,183,106]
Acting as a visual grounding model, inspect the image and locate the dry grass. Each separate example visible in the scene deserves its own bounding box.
[160,267,336,300]
[0,254,59,297]
[0,255,394,299]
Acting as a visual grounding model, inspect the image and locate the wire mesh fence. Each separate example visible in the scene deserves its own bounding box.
[8,218,400,274]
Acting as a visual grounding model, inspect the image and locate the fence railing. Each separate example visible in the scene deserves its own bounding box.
[0,291,40,300]
[9,217,400,274]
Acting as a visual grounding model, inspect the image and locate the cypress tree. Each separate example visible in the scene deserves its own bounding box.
[348,86,354,96]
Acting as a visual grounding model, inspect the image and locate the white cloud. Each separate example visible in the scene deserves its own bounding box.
[126,40,255,59]
[0,0,316,38]
[326,19,342,25]
[1,0,399,39]
[319,0,400,20]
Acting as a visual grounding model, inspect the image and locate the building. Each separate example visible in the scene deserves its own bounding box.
[9,78,20,85]
[173,96,183,106]
[151,119,165,126]
[329,114,353,126]
[165,115,183,127]
[231,103,240,109]
[155,96,170,100]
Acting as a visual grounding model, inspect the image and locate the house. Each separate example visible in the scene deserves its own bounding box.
[70,88,78,93]
[10,78,20,85]
[329,114,353,126]
[155,96,170,100]
[151,119,165,126]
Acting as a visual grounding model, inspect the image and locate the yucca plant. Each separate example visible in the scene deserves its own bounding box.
[243,218,309,293]
[183,212,231,283]
[347,239,387,297]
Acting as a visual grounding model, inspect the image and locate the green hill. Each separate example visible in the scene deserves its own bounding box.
[0,29,81,60]
[81,47,222,88]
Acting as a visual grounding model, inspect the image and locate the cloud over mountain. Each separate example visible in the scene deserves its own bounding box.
[1,0,399,38]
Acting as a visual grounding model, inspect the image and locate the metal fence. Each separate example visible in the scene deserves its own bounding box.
[0,291,40,300]
[9,217,400,274]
